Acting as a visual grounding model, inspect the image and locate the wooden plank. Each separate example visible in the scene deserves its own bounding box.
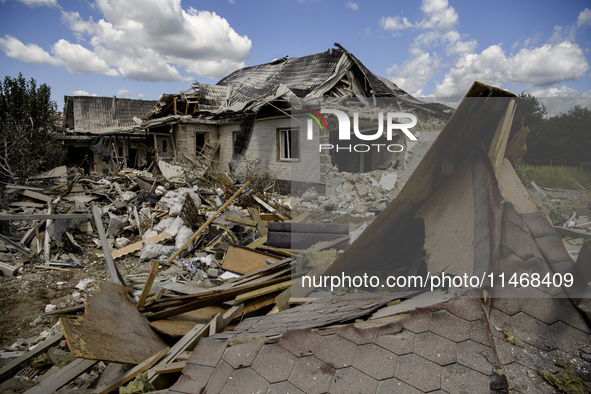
[488,99,516,175]
[9,202,45,208]
[60,282,167,364]
[234,280,292,303]
[111,232,172,260]
[154,361,186,375]
[20,189,53,203]
[149,307,225,337]
[137,260,159,309]
[496,158,537,214]
[91,205,123,285]
[225,215,256,227]
[239,292,277,316]
[0,331,63,381]
[24,358,97,394]
[222,304,244,326]
[247,207,267,237]
[221,244,277,275]
[165,181,251,265]
[93,346,170,394]
[253,195,275,213]
[247,235,267,249]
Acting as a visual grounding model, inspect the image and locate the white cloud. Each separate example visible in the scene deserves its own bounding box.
[117,89,130,96]
[345,1,358,11]
[72,90,97,96]
[380,16,413,34]
[434,44,507,97]
[381,0,458,34]
[52,39,119,76]
[577,8,591,28]
[508,42,588,86]
[0,35,61,65]
[2,0,252,82]
[387,50,438,96]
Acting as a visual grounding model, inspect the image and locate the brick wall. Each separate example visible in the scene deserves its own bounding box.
[219,117,326,184]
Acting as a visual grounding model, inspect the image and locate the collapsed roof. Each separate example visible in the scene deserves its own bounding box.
[144,44,452,121]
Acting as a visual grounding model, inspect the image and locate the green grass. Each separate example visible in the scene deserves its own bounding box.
[515,162,591,190]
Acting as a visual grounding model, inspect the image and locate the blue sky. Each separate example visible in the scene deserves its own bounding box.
[0,0,589,111]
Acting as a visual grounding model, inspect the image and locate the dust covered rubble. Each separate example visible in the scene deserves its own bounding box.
[292,168,403,217]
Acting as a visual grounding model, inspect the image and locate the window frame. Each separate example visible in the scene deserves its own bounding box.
[276,127,300,162]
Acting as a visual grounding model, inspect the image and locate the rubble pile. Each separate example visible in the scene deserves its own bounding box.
[292,169,403,217]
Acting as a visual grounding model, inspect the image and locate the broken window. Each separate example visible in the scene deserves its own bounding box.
[276,128,299,161]
[195,132,207,156]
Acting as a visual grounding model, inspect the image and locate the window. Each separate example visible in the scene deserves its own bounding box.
[195,133,206,156]
[276,128,299,161]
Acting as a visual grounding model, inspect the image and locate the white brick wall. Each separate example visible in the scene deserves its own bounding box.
[219,117,325,183]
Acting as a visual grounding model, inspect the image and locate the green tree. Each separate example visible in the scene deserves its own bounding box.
[0,73,65,183]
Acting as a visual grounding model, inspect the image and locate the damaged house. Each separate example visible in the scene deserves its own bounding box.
[142,44,452,194]
[55,96,158,173]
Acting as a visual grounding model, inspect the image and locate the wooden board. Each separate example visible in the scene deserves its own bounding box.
[496,158,537,214]
[149,306,225,337]
[221,244,278,275]
[93,346,169,394]
[60,282,167,364]
[111,232,172,260]
[24,358,97,394]
[247,207,267,237]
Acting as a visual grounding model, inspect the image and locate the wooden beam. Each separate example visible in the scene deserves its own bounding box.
[24,359,97,394]
[137,261,159,309]
[488,99,516,175]
[154,360,186,375]
[225,215,256,227]
[93,346,170,394]
[247,235,267,249]
[164,181,250,265]
[92,205,124,285]
[247,207,267,237]
[20,189,53,203]
[111,232,171,260]
[234,280,292,303]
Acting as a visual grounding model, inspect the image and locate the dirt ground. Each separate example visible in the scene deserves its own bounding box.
[0,185,589,352]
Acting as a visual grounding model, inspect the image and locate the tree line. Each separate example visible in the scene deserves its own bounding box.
[518,92,590,166]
